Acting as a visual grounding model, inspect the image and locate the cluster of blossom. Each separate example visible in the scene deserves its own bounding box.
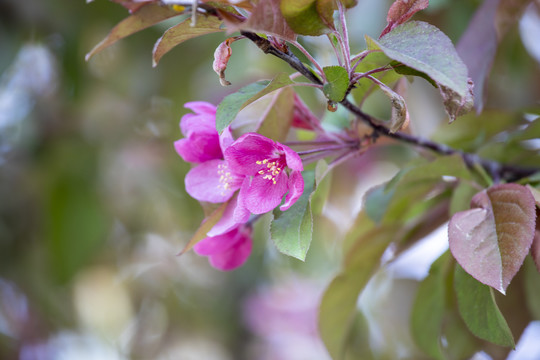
[175,102,305,270]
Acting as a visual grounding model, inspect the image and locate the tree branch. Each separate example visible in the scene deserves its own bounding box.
[241,31,540,183]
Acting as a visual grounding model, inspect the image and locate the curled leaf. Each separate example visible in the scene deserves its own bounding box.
[380,0,430,38]
[375,79,409,133]
[213,36,243,86]
[448,183,537,293]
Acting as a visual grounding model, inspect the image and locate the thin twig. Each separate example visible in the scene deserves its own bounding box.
[241,31,540,183]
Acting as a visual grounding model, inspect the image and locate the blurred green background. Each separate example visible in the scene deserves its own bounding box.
[1,0,539,359]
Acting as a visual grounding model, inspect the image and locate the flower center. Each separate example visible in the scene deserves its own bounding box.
[217,163,234,195]
[255,158,283,185]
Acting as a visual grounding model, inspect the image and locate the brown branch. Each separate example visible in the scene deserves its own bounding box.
[241,31,540,183]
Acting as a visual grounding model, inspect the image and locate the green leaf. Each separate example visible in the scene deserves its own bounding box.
[255,87,295,143]
[524,256,540,320]
[411,251,450,360]
[369,21,468,96]
[381,154,472,224]
[364,184,395,224]
[216,73,294,134]
[390,61,437,87]
[319,225,397,359]
[431,110,521,152]
[449,182,478,215]
[280,0,331,36]
[152,14,224,66]
[310,159,332,215]
[454,264,515,347]
[270,171,315,261]
[323,66,349,102]
[367,21,472,121]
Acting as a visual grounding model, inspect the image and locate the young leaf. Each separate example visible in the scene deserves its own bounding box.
[270,171,315,261]
[86,4,180,61]
[367,21,471,122]
[319,225,398,359]
[454,264,515,347]
[449,183,537,293]
[213,37,241,86]
[380,0,429,38]
[216,73,294,134]
[411,251,450,360]
[152,14,224,66]
[376,81,409,133]
[178,202,227,255]
[281,0,332,36]
[323,66,349,102]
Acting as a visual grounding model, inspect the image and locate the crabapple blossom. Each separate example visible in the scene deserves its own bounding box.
[193,225,253,271]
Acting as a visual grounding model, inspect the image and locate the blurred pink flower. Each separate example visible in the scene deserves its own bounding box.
[194,226,252,271]
[225,133,304,214]
[243,278,330,360]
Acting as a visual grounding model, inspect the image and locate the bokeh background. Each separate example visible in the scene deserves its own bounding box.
[1,0,539,359]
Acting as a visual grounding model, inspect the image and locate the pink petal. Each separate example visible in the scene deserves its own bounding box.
[225,133,277,175]
[219,126,235,151]
[194,230,236,256]
[207,194,250,237]
[208,229,252,271]
[184,101,216,116]
[185,160,242,203]
[280,170,305,211]
[180,113,215,137]
[241,171,288,214]
[174,133,222,163]
[279,143,303,171]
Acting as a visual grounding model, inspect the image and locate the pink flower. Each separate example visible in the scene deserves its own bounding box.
[225,133,304,214]
[174,101,223,163]
[193,226,253,271]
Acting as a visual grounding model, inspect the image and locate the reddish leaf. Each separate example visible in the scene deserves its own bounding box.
[152,14,224,66]
[239,0,297,41]
[110,0,157,13]
[449,184,537,293]
[85,4,180,61]
[380,0,429,38]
